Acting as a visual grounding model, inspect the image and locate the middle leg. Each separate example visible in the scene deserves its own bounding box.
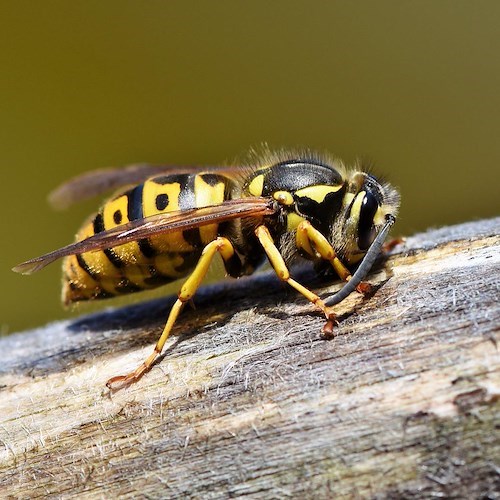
[296,220,371,294]
[254,225,337,324]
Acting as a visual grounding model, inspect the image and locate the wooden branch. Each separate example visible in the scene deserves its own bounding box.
[1,218,499,498]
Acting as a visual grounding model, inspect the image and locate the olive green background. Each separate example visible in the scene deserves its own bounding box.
[1,1,499,333]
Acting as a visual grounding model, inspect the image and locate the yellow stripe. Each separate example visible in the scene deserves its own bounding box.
[248,175,264,196]
[273,190,294,206]
[143,180,193,252]
[350,191,366,221]
[102,195,129,229]
[154,253,187,278]
[294,184,343,203]
[373,206,385,226]
[343,192,355,208]
[143,180,181,216]
[195,175,226,244]
[76,222,121,290]
[101,194,141,267]
[287,213,305,231]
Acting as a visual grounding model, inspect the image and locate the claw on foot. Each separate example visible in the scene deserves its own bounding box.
[321,317,338,339]
[320,307,338,339]
[356,282,373,295]
[106,353,156,390]
[106,375,134,391]
[106,367,147,390]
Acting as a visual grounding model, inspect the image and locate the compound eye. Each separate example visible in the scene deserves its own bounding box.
[357,192,379,251]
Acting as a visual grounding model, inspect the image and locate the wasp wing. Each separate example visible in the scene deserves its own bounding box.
[13,198,275,275]
[49,163,250,210]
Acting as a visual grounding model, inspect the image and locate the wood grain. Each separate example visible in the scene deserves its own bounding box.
[1,218,499,498]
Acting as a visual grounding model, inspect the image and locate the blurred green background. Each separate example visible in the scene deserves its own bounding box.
[1,1,499,333]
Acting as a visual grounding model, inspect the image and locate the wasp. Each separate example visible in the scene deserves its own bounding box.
[13,149,400,390]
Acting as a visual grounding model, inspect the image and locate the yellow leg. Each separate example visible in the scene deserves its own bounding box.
[255,225,336,323]
[296,220,351,279]
[296,220,371,294]
[106,237,236,390]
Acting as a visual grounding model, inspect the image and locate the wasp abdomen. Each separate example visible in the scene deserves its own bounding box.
[62,173,232,303]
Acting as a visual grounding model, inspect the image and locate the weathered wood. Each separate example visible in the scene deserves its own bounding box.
[1,218,499,498]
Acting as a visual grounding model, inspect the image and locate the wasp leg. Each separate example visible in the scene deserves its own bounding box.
[255,225,337,325]
[296,220,371,295]
[107,237,236,390]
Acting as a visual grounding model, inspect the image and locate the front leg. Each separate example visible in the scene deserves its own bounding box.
[296,220,371,295]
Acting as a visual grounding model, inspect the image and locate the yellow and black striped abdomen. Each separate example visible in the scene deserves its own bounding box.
[62,173,232,304]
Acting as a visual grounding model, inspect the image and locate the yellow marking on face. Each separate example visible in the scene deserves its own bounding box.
[273,190,294,206]
[373,206,385,226]
[342,192,355,208]
[349,191,366,221]
[287,213,305,231]
[294,184,343,203]
[248,175,264,196]
[195,175,226,244]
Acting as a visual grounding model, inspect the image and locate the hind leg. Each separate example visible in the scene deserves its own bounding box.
[107,237,236,390]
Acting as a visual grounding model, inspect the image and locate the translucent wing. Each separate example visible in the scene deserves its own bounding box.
[49,163,249,210]
[13,197,275,275]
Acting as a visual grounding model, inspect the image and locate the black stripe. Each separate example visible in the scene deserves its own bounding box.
[257,160,344,195]
[143,265,170,286]
[200,173,222,186]
[103,248,125,268]
[150,174,188,185]
[76,254,100,280]
[128,183,160,257]
[127,184,144,221]
[93,206,125,268]
[68,281,81,291]
[126,184,158,258]
[93,212,105,233]
[224,252,244,278]
[138,239,157,258]
[173,252,199,274]
[183,228,203,248]
[115,278,143,294]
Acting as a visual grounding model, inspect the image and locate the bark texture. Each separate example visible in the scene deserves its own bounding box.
[1,218,499,498]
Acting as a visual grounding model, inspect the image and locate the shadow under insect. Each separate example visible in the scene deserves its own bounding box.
[68,253,392,350]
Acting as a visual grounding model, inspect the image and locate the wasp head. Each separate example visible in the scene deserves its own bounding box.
[330,172,400,264]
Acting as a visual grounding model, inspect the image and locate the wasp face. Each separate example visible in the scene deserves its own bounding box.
[334,172,400,264]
